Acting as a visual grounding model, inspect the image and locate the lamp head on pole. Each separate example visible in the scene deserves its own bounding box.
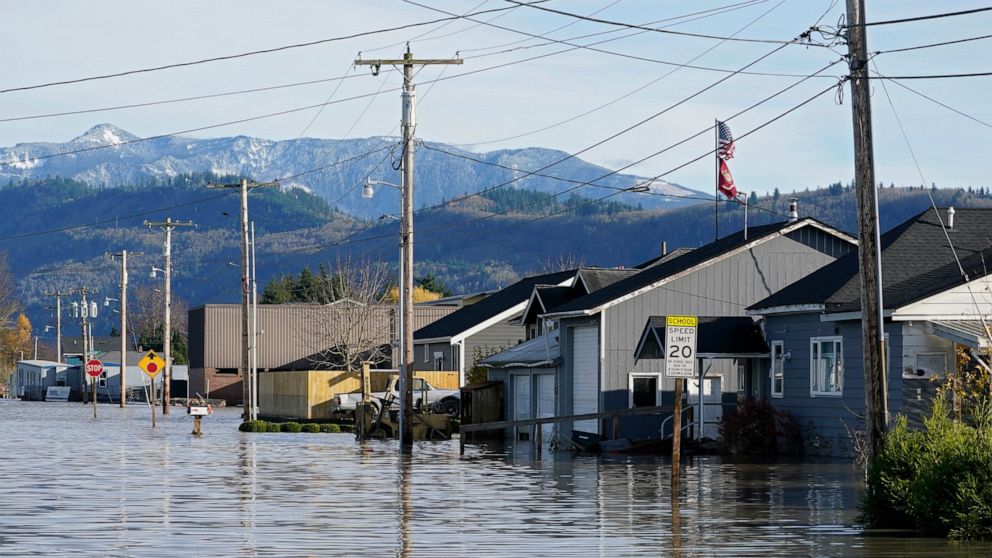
[362,177,375,199]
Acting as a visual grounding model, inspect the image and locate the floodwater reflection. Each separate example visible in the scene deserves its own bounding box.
[0,400,990,557]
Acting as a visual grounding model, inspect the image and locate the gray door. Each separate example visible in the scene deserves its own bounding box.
[536,373,555,442]
[572,326,599,433]
[513,374,532,440]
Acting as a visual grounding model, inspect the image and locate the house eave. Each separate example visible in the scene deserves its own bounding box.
[747,304,824,316]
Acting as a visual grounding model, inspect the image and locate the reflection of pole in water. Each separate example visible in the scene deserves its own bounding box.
[398,454,413,558]
[671,475,682,558]
[238,439,258,554]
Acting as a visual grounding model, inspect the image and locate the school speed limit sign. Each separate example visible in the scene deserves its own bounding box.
[664,315,697,378]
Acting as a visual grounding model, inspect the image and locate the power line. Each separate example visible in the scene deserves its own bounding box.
[504,0,827,46]
[0,3,533,96]
[875,33,992,55]
[875,73,992,129]
[851,6,992,27]
[869,71,992,80]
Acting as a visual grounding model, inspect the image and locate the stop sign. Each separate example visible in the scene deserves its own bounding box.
[85,359,104,378]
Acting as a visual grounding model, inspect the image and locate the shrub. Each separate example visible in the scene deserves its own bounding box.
[339,424,356,434]
[717,398,802,456]
[862,399,992,540]
[302,423,321,433]
[266,422,282,432]
[281,422,303,433]
[239,420,268,432]
[319,423,341,433]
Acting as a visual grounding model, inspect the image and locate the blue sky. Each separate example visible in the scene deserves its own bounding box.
[2,0,990,195]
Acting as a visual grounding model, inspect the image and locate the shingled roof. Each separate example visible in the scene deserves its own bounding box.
[749,208,992,313]
[414,270,575,341]
[546,218,850,316]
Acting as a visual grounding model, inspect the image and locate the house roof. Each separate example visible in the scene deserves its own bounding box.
[547,218,849,316]
[480,331,560,368]
[750,208,992,313]
[576,267,638,292]
[634,316,769,360]
[414,270,576,341]
[634,247,695,269]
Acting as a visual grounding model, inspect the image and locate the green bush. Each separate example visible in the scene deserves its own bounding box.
[339,424,356,434]
[862,399,992,540]
[302,423,321,433]
[281,422,303,433]
[266,422,282,432]
[319,423,342,433]
[239,420,268,432]
[717,398,803,456]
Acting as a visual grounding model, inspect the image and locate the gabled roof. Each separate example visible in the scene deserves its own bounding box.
[750,208,992,314]
[634,247,694,269]
[414,270,576,342]
[546,218,854,317]
[576,267,638,292]
[520,285,575,325]
[634,316,769,360]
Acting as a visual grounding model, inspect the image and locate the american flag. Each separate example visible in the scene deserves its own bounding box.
[717,120,735,160]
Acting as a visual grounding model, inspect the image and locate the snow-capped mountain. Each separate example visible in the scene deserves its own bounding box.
[0,124,707,218]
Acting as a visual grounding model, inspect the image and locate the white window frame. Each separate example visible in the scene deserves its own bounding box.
[770,340,785,398]
[628,372,661,409]
[423,344,429,363]
[810,336,844,397]
[432,351,444,371]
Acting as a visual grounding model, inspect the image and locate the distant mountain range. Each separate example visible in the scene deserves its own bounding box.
[0,124,708,219]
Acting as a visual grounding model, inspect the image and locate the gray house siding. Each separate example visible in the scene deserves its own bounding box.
[600,234,842,439]
[762,313,904,457]
[411,341,455,373]
[463,319,528,373]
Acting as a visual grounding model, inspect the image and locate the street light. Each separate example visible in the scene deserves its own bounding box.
[149,266,166,279]
[363,176,413,446]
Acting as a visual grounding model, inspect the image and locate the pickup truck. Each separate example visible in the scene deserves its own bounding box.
[333,375,460,416]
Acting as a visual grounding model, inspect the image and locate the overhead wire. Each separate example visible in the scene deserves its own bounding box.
[874,33,992,55]
[870,57,992,339]
[851,6,992,27]
[0,2,537,96]
[503,0,829,46]
[873,73,992,130]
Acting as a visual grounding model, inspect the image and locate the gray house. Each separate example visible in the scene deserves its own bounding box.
[498,217,858,442]
[413,270,576,384]
[747,208,992,457]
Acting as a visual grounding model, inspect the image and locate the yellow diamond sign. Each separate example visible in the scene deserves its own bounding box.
[138,350,166,377]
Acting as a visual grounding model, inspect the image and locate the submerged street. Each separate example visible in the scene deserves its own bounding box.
[0,400,985,557]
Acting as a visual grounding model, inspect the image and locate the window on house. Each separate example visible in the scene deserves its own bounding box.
[630,374,659,408]
[810,336,843,396]
[771,341,785,398]
[433,352,444,371]
[423,345,429,363]
[98,371,107,388]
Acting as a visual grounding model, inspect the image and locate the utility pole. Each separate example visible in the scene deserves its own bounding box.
[356,45,463,452]
[207,178,278,421]
[145,218,193,415]
[250,221,259,421]
[846,0,887,462]
[44,290,66,363]
[109,250,141,407]
[70,288,95,405]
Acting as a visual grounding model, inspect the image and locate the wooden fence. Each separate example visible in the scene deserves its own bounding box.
[260,369,459,420]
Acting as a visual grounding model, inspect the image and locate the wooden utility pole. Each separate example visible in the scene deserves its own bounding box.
[145,219,193,415]
[109,251,141,407]
[355,45,462,452]
[207,179,278,421]
[846,0,888,462]
[44,290,66,363]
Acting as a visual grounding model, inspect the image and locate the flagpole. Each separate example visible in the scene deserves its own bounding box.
[743,193,749,241]
[714,119,719,241]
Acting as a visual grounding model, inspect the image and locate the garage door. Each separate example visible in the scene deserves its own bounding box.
[513,374,532,440]
[572,326,599,433]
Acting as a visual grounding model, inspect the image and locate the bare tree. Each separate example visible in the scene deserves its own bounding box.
[540,252,585,274]
[129,285,189,361]
[300,257,394,372]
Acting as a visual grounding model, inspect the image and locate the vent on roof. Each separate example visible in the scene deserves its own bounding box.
[947,206,955,230]
[788,198,799,223]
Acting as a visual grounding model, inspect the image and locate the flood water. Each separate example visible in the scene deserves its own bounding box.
[1,400,989,557]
